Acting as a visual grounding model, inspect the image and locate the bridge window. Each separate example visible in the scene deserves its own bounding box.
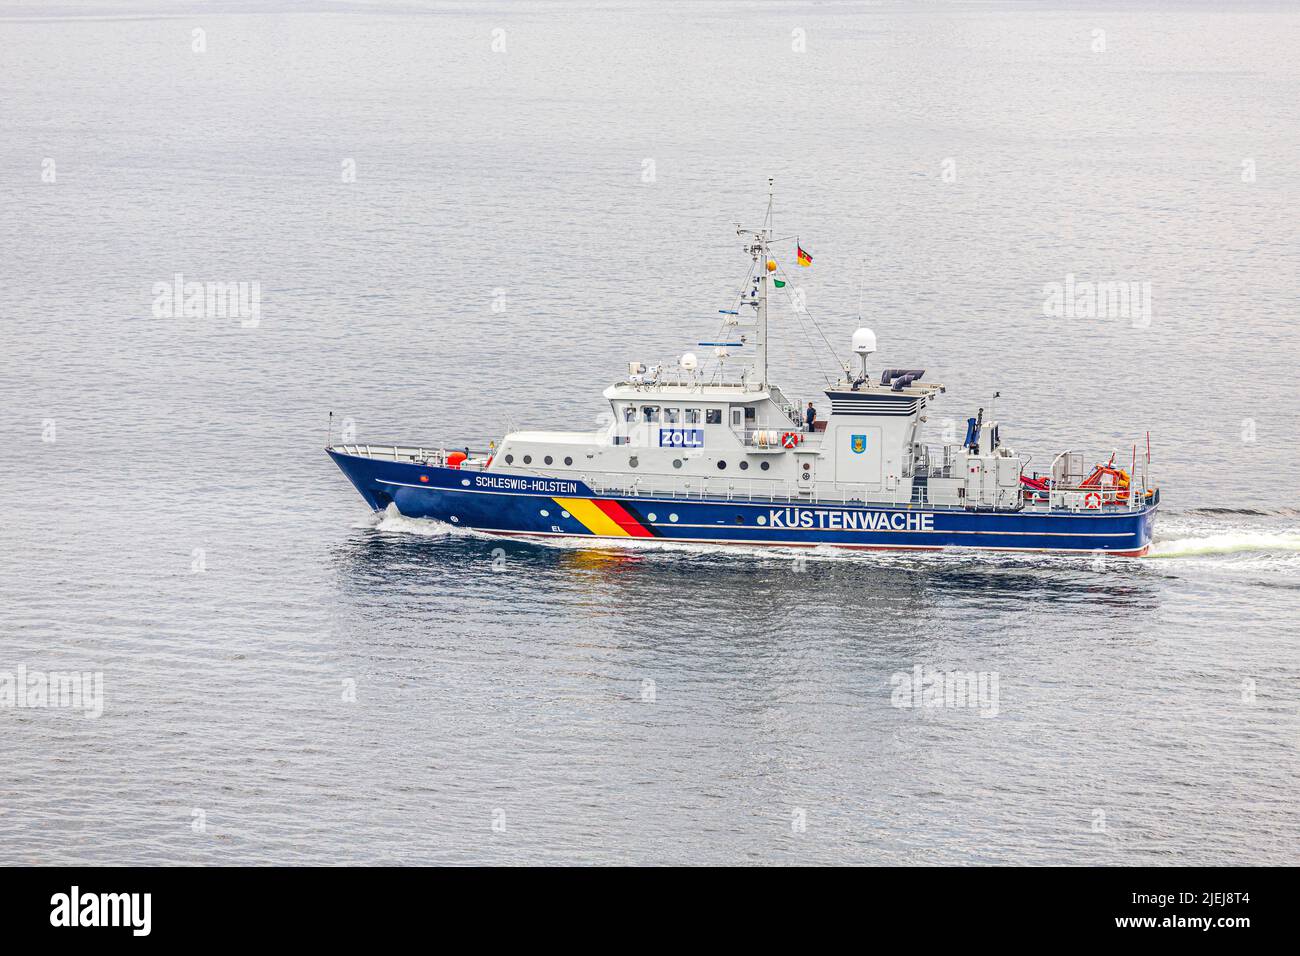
[622,404,636,423]
[705,409,722,425]
[663,406,680,423]
[685,408,702,424]
[642,406,659,423]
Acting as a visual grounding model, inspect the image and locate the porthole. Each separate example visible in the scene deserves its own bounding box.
[523,455,532,464]
[802,463,811,471]
[561,510,570,518]
[544,455,552,465]
[717,460,727,470]
[450,516,460,523]
[505,454,514,464]
[564,456,573,466]
[757,515,767,525]
[673,459,682,469]
[647,513,658,522]
[669,513,679,523]
[739,461,749,471]
[540,509,550,518]
[629,456,639,468]
[760,461,770,471]
[461,478,470,486]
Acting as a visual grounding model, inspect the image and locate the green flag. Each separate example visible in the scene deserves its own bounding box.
[773,278,786,288]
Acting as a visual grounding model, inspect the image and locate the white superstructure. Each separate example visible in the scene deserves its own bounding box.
[487,178,992,508]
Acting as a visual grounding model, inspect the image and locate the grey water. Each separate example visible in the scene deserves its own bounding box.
[1,0,1297,865]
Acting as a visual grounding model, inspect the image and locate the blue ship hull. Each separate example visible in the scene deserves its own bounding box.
[328,449,1157,556]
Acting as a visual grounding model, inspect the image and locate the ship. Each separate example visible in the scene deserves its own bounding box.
[328,182,1159,556]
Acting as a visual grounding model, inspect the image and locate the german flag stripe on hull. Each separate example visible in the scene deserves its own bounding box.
[552,497,658,537]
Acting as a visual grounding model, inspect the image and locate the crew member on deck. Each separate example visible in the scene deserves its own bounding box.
[805,401,817,433]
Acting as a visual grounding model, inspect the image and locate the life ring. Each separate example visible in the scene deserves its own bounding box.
[781,432,800,449]
[1083,491,1102,510]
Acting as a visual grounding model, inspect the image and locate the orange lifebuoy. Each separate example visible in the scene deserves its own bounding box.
[446,451,468,469]
[781,432,800,449]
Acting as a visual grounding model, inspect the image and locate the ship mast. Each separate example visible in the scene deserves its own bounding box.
[738,177,775,390]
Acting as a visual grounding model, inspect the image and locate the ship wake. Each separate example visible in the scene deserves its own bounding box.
[1148,529,1300,559]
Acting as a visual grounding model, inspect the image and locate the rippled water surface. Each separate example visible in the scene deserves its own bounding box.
[1,0,1298,865]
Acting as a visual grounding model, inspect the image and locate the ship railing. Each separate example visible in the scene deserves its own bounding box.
[741,426,806,448]
[908,446,930,479]
[614,376,753,391]
[332,443,495,470]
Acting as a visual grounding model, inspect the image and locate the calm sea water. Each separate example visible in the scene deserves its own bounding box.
[1,0,1297,865]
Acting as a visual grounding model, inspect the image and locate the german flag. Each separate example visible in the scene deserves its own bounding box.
[552,497,659,537]
[796,245,812,267]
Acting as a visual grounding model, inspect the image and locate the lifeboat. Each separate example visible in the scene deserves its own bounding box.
[1080,462,1131,501]
[1020,473,1051,502]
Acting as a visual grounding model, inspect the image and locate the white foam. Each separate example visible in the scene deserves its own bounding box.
[367,505,459,538]
[1148,530,1300,559]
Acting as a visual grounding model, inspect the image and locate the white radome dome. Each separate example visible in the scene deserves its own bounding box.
[680,352,698,371]
[852,327,877,356]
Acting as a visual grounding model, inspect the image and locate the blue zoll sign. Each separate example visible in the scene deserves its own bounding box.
[659,428,705,448]
[767,508,935,531]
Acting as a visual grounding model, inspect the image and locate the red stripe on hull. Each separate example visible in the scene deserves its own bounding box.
[1113,545,1150,557]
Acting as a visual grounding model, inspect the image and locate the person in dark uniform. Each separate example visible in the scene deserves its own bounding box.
[805,401,817,433]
